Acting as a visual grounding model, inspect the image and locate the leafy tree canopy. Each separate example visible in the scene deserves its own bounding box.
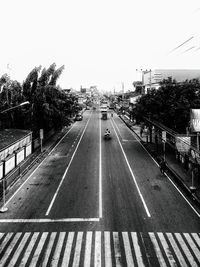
[135,78,200,133]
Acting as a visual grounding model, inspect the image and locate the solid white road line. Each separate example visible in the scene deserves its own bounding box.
[99,113,102,218]
[165,173,200,217]
[48,124,75,155]
[4,123,76,208]
[0,218,100,223]
[122,117,200,218]
[111,118,151,218]
[45,114,92,216]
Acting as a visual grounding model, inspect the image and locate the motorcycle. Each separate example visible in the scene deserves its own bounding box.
[104,131,111,140]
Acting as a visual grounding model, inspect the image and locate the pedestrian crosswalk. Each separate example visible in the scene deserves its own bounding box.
[0,231,199,266]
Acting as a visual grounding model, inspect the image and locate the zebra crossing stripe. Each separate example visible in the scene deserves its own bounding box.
[113,232,122,266]
[42,232,57,267]
[61,232,74,267]
[0,231,199,266]
[9,232,31,266]
[184,233,200,263]
[19,232,40,266]
[166,232,187,267]
[149,232,167,267]
[94,231,101,267]
[175,233,198,267]
[157,232,177,267]
[122,232,135,266]
[192,233,200,248]
[29,232,48,267]
[72,232,83,267]
[0,233,5,243]
[84,231,92,267]
[104,231,112,267]
[0,232,13,254]
[131,232,145,267]
[0,232,22,266]
[50,232,66,266]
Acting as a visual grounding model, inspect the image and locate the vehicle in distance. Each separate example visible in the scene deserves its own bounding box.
[75,114,83,121]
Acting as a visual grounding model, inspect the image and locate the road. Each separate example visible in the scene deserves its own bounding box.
[0,108,199,266]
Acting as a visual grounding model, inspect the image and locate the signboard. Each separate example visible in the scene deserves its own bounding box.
[4,154,15,175]
[175,136,191,152]
[190,109,200,132]
[162,131,166,142]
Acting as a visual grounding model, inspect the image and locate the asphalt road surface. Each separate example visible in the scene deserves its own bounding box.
[0,108,200,266]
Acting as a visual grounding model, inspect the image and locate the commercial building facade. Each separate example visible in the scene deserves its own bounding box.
[143,69,200,93]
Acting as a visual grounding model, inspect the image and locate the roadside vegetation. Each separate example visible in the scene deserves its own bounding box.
[0,63,78,137]
[135,77,200,133]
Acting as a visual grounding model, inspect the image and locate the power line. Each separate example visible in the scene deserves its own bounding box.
[182,46,195,53]
[169,36,194,53]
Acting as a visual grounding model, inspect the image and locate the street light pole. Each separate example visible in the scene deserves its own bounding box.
[0,177,8,213]
[0,101,30,114]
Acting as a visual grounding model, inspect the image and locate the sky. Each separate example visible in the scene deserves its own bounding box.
[0,0,200,92]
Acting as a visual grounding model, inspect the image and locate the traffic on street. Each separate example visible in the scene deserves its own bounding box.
[0,107,199,266]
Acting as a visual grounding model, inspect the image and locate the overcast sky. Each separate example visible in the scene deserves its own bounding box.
[0,0,200,92]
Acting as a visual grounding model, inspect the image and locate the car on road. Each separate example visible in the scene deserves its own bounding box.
[75,114,83,121]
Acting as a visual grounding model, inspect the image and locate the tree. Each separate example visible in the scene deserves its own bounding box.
[0,63,75,135]
[135,78,200,132]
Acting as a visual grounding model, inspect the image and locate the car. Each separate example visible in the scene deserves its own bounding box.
[75,114,83,121]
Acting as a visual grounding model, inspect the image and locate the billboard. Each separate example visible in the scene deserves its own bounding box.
[175,136,191,153]
[190,109,200,132]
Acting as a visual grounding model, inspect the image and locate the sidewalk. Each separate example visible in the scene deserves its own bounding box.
[119,114,200,206]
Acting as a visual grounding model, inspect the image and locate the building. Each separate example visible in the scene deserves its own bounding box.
[143,69,200,93]
[0,129,32,191]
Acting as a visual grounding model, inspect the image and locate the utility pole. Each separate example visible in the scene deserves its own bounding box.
[149,69,152,90]
[122,82,124,100]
